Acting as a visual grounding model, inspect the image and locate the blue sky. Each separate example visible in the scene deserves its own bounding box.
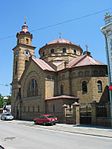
[0,0,111,96]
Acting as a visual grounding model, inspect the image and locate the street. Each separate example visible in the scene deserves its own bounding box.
[0,120,112,149]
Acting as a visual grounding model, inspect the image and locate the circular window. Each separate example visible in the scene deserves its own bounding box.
[24,50,30,56]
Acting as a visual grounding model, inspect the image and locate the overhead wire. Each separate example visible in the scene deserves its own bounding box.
[0,84,9,87]
[0,8,111,41]
[31,8,112,32]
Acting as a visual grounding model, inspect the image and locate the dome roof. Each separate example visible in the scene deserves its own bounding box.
[47,38,74,45]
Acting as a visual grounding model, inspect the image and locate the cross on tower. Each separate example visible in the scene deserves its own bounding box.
[24,16,27,24]
[85,45,88,51]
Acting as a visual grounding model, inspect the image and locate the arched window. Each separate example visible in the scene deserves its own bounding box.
[27,79,38,97]
[51,49,54,54]
[97,80,102,93]
[63,48,66,53]
[82,81,88,94]
[74,49,76,54]
[26,38,29,44]
[60,84,64,95]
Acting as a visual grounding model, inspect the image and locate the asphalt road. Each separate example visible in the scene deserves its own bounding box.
[0,120,112,149]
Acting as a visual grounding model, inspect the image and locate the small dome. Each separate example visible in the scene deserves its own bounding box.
[22,21,28,33]
[47,38,74,45]
[17,21,32,37]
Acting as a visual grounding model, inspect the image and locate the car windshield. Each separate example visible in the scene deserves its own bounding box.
[47,115,55,118]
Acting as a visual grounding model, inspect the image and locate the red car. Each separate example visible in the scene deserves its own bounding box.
[33,114,58,125]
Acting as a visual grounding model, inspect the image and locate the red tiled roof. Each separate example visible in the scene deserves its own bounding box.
[32,57,55,71]
[47,38,74,45]
[68,54,105,68]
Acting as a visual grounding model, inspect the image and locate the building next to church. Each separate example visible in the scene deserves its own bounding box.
[101,12,112,126]
[11,17,110,125]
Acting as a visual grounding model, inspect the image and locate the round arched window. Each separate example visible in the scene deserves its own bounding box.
[51,49,54,54]
[82,81,88,94]
[27,79,38,97]
[97,80,102,93]
[74,49,76,54]
[63,48,66,53]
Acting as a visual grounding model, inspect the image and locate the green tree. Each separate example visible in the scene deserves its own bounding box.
[0,95,11,108]
[0,94,4,108]
[6,96,11,105]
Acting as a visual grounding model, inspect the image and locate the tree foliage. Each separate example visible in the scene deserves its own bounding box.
[0,94,4,108]
[0,94,11,108]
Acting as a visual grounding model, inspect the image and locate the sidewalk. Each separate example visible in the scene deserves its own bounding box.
[42,123,112,138]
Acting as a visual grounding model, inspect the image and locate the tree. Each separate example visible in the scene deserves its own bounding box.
[0,94,11,108]
[6,96,11,105]
[0,94,4,108]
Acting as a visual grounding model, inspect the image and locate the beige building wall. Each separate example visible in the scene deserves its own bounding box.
[57,71,71,95]
[19,61,46,119]
[45,80,54,98]
[71,76,108,104]
[91,77,108,102]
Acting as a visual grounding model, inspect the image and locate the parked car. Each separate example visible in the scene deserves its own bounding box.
[33,114,58,125]
[1,113,14,120]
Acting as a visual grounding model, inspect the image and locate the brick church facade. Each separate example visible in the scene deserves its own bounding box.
[11,21,109,124]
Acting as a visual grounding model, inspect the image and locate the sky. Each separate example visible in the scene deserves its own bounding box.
[0,0,111,96]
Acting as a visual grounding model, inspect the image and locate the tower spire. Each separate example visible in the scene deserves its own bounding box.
[24,16,27,24]
[85,45,88,52]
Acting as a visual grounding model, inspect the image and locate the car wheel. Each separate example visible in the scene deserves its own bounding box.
[1,117,5,120]
[34,121,37,125]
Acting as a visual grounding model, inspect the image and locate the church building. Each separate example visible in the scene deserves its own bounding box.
[11,21,108,124]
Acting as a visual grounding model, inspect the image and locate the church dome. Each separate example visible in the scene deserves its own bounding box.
[39,37,83,62]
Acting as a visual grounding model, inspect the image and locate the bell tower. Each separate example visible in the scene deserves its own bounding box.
[12,21,36,82]
[11,21,36,114]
